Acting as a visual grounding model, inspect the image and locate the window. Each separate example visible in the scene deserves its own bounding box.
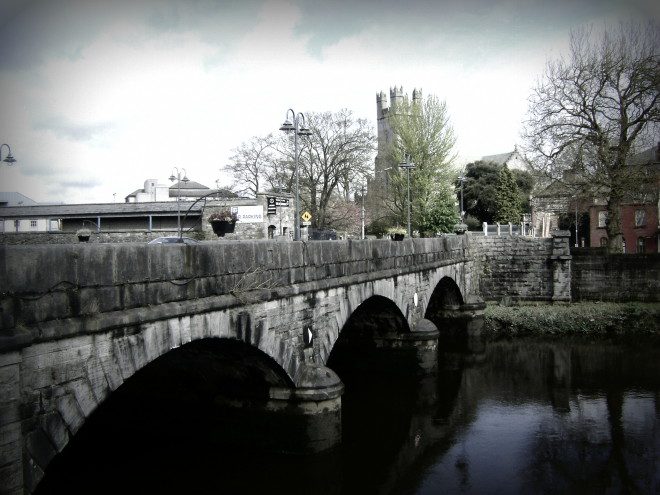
[30,220,38,228]
[597,211,608,228]
[634,209,646,227]
[14,219,20,231]
[600,237,608,247]
[637,237,646,253]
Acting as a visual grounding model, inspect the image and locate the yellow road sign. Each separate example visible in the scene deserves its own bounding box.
[301,211,312,222]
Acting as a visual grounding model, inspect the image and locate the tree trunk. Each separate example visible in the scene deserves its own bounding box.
[606,191,624,254]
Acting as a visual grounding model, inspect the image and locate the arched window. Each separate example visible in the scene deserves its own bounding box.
[267,225,276,239]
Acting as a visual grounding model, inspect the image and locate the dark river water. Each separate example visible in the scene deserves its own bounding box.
[38,339,659,495]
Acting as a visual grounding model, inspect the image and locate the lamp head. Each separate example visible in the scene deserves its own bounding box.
[298,125,312,136]
[3,154,16,165]
[169,174,176,182]
[182,175,190,183]
[279,119,294,133]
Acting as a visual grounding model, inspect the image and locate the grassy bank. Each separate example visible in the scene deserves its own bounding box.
[483,302,660,340]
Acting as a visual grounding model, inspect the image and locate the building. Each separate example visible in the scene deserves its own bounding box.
[529,143,660,251]
[0,192,296,243]
[480,147,531,172]
[0,192,39,207]
[124,178,234,203]
[124,179,170,203]
[373,86,423,187]
[587,144,660,253]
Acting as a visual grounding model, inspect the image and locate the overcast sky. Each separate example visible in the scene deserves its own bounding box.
[1,0,657,204]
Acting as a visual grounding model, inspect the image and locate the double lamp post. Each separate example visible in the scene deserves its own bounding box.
[280,109,311,241]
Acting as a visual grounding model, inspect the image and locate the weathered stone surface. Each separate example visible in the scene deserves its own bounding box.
[571,250,660,302]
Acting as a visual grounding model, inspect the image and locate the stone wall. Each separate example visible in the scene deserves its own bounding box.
[0,236,469,342]
[468,231,571,302]
[0,230,184,245]
[571,249,660,302]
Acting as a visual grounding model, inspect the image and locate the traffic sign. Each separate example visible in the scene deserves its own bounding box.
[301,211,312,222]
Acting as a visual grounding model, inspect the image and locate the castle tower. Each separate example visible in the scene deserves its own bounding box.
[390,86,404,109]
[373,85,421,190]
[412,88,422,105]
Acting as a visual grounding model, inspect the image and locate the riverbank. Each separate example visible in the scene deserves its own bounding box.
[483,302,660,340]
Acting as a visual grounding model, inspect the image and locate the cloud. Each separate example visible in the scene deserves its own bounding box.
[34,116,114,142]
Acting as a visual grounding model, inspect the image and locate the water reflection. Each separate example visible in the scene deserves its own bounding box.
[405,342,660,495]
[36,341,659,494]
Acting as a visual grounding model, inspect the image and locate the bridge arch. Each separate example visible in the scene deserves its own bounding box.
[35,337,301,493]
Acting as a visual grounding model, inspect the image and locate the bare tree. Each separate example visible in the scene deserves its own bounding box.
[222,134,277,197]
[293,109,375,229]
[523,22,659,252]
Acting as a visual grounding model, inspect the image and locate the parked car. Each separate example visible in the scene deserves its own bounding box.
[148,236,199,245]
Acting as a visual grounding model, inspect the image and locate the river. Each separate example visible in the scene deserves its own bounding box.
[37,339,659,494]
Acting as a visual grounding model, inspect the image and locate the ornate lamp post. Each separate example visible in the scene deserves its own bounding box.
[280,109,311,241]
[399,155,415,237]
[169,167,189,238]
[1,144,16,166]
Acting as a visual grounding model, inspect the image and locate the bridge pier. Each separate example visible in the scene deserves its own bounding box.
[265,364,344,453]
[373,319,440,374]
[431,298,487,356]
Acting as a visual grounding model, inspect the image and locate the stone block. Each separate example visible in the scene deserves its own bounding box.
[0,461,22,495]
[55,393,85,435]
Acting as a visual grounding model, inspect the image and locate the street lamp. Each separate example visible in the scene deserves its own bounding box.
[169,167,189,238]
[280,109,311,241]
[361,184,366,240]
[458,174,466,222]
[1,144,16,166]
[399,155,415,237]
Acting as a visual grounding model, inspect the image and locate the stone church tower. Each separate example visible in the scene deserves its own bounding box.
[372,86,422,190]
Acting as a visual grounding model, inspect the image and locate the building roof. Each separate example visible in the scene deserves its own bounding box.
[0,201,204,219]
[481,150,516,166]
[170,180,209,190]
[0,192,40,207]
[629,144,660,166]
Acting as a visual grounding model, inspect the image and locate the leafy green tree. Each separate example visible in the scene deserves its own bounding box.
[379,93,457,233]
[462,161,500,223]
[418,185,460,235]
[523,23,659,253]
[462,161,533,224]
[495,166,522,224]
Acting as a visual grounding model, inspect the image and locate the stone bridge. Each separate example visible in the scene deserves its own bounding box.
[0,235,537,493]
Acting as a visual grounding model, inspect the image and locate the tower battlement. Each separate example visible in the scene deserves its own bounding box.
[376,91,389,119]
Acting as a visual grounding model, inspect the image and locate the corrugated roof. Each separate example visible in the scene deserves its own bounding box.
[0,201,204,218]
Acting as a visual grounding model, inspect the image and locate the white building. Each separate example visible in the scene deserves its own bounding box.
[124,179,170,203]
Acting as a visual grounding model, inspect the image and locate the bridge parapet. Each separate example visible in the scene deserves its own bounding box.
[0,237,468,350]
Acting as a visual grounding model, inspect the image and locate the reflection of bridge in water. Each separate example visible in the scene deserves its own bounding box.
[0,235,572,494]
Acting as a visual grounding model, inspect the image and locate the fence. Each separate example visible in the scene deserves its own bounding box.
[476,222,535,236]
